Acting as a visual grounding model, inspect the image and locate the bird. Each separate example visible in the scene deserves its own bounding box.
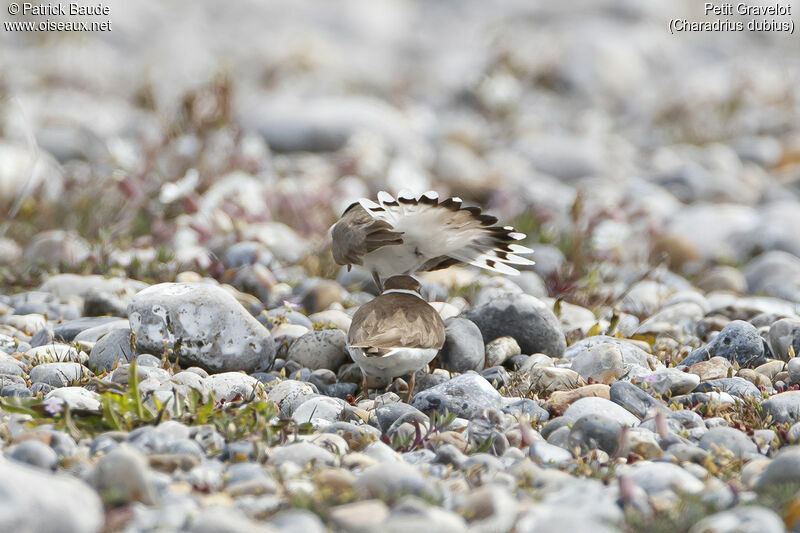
[330,190,534,290]
[346,275,445,401]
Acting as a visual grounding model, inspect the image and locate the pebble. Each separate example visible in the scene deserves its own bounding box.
[411,372,502,419]
[644,368,700,396]
[688,506,784,533]
[755,446,800,488]
[761,391,800,423]
[268,442,337,467]
[609,381,665,418]
[568,414,622,455]
[287,329,348,371]
[91,445,156,505]
[88,328,134,372]
[699,427,758,457]
[8,439,59,470]
[570,342,625,384]
[29,362,91,388]
[562,397,639,427]
[484,336,521,368]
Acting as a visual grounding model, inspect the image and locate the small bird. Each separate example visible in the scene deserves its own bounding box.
[331,190,533,290]
[346,275,445,401]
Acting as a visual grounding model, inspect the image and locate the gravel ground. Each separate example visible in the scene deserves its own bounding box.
[2,1,800,532]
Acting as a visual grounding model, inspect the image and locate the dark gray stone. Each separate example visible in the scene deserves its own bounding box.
[438,318,484,373]
[88,328,134,372]
[463,293,566,357]
[502,399,550,422]
[683,320,766,368]
[610,381,666,418]
[30,326,55,348]
[53,316,121,342]
[481,366,510,389]
[568,414,622,455]
[9,440,59,470]
[375,403,427,433]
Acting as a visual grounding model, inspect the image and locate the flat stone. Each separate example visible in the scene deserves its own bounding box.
[609,381,666,418]
[547,384,610,413]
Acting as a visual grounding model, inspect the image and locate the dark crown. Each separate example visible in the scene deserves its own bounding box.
[383,275,421,293]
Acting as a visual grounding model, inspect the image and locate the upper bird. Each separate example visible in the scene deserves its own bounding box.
[331,190,534,289]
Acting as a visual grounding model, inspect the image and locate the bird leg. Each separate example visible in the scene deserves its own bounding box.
[371,271,383,293]
[406,372,416,403]
[361,373,370,400]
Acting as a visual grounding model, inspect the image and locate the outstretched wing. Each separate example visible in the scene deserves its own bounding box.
[347,293,445,355]
[358,190,535,275]
[331,202,404,266]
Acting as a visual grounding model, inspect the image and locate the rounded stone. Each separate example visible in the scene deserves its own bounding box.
[29,363,91,388]
[699,427,758,457]
[438,318,485,373]
[568,414,622,455]
[88,328,134,372]
[484,336,521,368]
[411,372,502,419]
[570,343,625,385]
[463,293,566,357]
[128,282,275,373]
[563,397,639,427]
[287,329,348,371]
[9,440,59,470]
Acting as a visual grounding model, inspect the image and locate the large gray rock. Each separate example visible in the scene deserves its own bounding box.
[0,457,104,533]
[438,318,485,373]
[411,372,502,419]
[463,294,566,357]
[128,282,275,373]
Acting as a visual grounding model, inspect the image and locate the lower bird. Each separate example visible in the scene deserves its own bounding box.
[331,190,533,290]
[346,275,445,402]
